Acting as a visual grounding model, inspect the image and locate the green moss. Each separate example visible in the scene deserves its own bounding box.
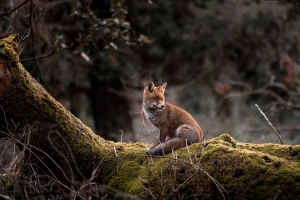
[0,35,19,64]
[109,160,142,193]
[106,134,300,199]
[197,134,300,199]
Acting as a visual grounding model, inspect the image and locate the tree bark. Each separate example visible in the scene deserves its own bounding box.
[0,36,121,182]
[1,36,300,199]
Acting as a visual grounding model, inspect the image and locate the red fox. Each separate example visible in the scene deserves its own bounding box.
[142,81,204,155]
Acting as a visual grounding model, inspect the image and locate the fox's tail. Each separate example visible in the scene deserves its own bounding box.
[146,138,189,155]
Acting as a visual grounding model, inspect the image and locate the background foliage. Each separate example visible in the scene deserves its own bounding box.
[1,0,300,144]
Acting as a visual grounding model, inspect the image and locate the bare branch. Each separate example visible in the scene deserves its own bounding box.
[255,104,284,144]
[0,0,30,15]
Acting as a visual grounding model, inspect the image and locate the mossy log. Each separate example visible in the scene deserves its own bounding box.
[0,36,300,199]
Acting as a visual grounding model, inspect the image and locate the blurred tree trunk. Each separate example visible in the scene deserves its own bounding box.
[89,77,133,142]
[1,36,300,199]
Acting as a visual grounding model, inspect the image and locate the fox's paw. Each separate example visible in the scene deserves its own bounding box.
[145,147,152,155]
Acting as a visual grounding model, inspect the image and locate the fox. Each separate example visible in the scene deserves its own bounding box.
[142,81,204,155]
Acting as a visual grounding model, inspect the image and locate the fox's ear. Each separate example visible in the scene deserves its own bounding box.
[146,81,155,93]
[159,82,167,93]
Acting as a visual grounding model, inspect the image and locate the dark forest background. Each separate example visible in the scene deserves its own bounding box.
[1,0,300,144]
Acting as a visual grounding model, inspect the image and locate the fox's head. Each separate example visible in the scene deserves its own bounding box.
[143,81,167,110]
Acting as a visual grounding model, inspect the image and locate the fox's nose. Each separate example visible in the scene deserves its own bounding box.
[154,103,165,109]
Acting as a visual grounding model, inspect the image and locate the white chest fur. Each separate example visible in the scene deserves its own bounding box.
[142,106,160,127]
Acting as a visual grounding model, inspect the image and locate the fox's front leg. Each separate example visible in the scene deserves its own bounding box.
[159,126,169,143]
[146,127,169,155]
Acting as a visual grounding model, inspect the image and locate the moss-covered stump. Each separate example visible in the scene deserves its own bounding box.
[0,36,300,199]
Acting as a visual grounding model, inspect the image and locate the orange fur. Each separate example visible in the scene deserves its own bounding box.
[142,81,204,155]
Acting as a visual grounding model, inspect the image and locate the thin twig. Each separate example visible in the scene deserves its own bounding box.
[255,104,284,144]
[113,146,118,157]
[138,182,157,200]
[119,129,123,143]
[0,0,30,15]
[173,170,198,192]
[185,139,193,164]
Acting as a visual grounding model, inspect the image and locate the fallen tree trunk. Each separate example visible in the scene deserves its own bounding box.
[0,36,300,199]
[0,36,126,184]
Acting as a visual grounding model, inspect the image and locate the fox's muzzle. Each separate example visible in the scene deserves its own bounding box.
[154,103,165,109]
